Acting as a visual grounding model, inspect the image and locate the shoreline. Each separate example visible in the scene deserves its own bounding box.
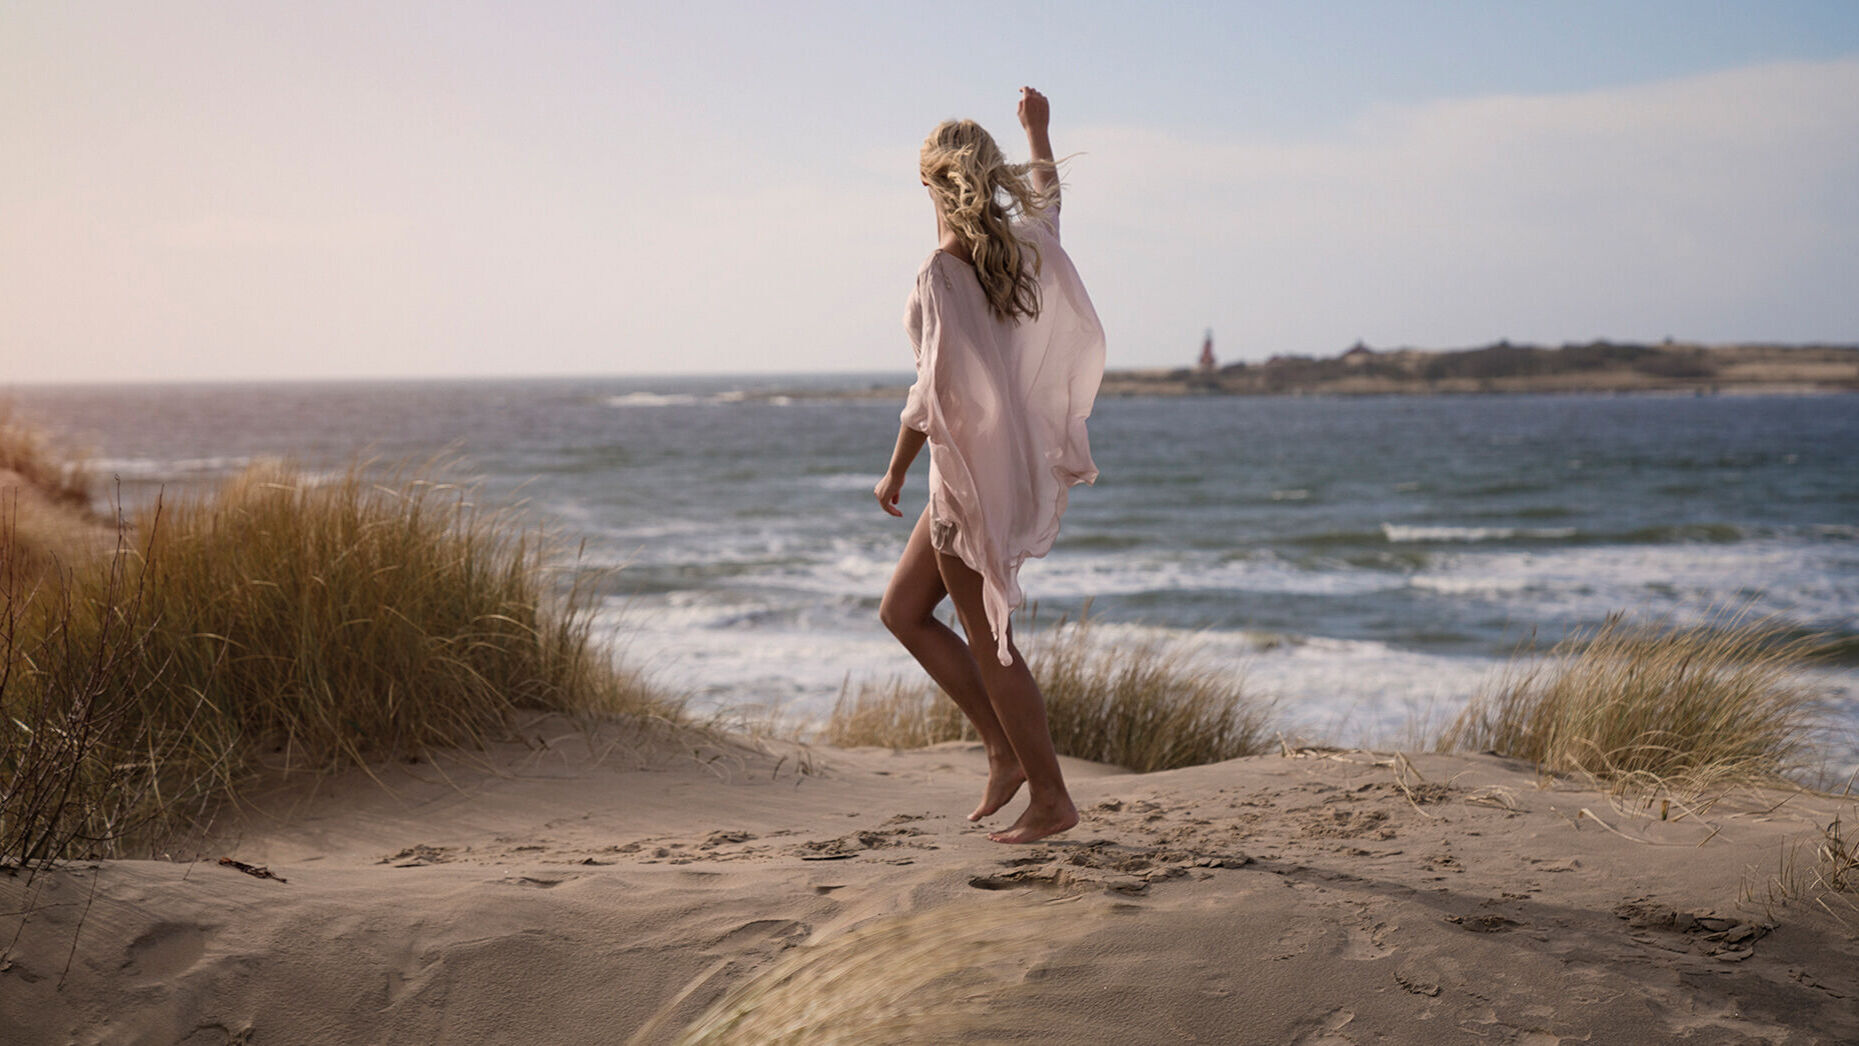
[794,378,1859,402]
[752,341,1859,401]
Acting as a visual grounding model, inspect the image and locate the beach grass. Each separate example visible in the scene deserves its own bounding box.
[826,620,1275,773]
[1745,816,1859,924]
[1436,612,1827,794]
[0,408,92,514]
[0,410,108,575]
[1,456,671,868]
[822,676,974,751]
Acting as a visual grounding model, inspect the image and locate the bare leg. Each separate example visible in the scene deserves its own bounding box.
[933,549,1079,844]
[880,509,1026,820]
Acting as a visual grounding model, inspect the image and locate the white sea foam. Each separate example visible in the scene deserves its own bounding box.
[598,597,1502,746]
[807,473,883,491]
[1409,539,1859,627]
[1382,524,1579,543]
[749,547,1406,601]
[603,392,703,407]
[90,455,253,478]
[1017,551,1404,600]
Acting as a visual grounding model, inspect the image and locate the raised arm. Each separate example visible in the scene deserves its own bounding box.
[1017,86,1057,201]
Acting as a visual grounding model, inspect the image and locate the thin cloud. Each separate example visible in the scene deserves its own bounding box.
[1069,58,1859,361]
[4,52,1854,381]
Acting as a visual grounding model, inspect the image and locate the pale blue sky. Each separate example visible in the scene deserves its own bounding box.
[4,2,1856,382]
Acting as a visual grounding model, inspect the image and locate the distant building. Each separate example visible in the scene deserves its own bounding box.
[1198,329,1216,374]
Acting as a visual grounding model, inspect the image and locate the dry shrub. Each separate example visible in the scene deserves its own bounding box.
[827,621,1273,773]
[0,522,170,869]
[1,459,670,867]
[1437,612,1827,793]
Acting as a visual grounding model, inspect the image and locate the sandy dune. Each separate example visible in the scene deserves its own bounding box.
[4,714,1855,1044]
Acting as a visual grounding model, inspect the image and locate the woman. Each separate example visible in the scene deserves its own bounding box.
[873,86,1105,844]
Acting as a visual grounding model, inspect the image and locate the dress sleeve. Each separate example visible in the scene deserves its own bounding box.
[1034,196,1060,240]
[900,276,931,432]
[900,376,929,433]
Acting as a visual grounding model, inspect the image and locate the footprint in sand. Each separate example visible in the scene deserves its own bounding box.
[1299,807,1396,840]
[502,874,576,888]
[1295,1007,1357,1046]
[967,840,1249,895]
[123,922,207,982]
[713,918,811,949]
[378,844,456,867]
[792,827,931,862]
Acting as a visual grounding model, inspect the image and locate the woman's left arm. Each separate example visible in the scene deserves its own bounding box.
[875,425,927,517]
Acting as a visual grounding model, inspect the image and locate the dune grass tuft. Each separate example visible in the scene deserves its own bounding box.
[823,676,974,750]
[1745,816,1859,923]
[0,408,93,513]
[2,459,670,867]
[0,409,109,574]
[826,620,1273,773]
[1808,817,1859,897]
[1436,611,1827,793]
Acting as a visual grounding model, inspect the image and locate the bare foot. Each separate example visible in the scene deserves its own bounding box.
[987,796,1079,844]
[968,758,1027,822]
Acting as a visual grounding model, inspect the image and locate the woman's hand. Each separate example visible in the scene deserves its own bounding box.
[879,425,926,517]
[1017,86,1049,136]
[1018,86,1056,196]
[874,470,906,517]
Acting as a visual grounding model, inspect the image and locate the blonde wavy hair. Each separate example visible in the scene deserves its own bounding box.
[920,119,1056,323]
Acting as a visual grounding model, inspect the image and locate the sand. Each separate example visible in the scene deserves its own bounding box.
[4,714,1855,1044]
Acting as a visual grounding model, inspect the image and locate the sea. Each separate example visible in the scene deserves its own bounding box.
[9,377,1858,777]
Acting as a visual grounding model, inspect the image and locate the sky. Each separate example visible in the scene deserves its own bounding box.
[3,1,1857,384]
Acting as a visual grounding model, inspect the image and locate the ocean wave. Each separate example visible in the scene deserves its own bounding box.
[603,390,795,408]
[1619,523,1746,543]
[1404,539,1859,627]
[805,473,882,491]
[597,598,1506,744]
[1324,522,1751,546]
[90,455,253,478]
[1017,553,1401,600]
[1382,524,1580,543]
[603,392,704,407]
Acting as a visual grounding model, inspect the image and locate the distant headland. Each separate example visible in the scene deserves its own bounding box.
[1099,340,1859,397]
[782,341,1859,402]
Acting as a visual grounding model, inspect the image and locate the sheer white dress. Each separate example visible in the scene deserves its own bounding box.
[900,205,1106,666]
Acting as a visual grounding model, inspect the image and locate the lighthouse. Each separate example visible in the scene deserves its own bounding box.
[1198,329,1216,375]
